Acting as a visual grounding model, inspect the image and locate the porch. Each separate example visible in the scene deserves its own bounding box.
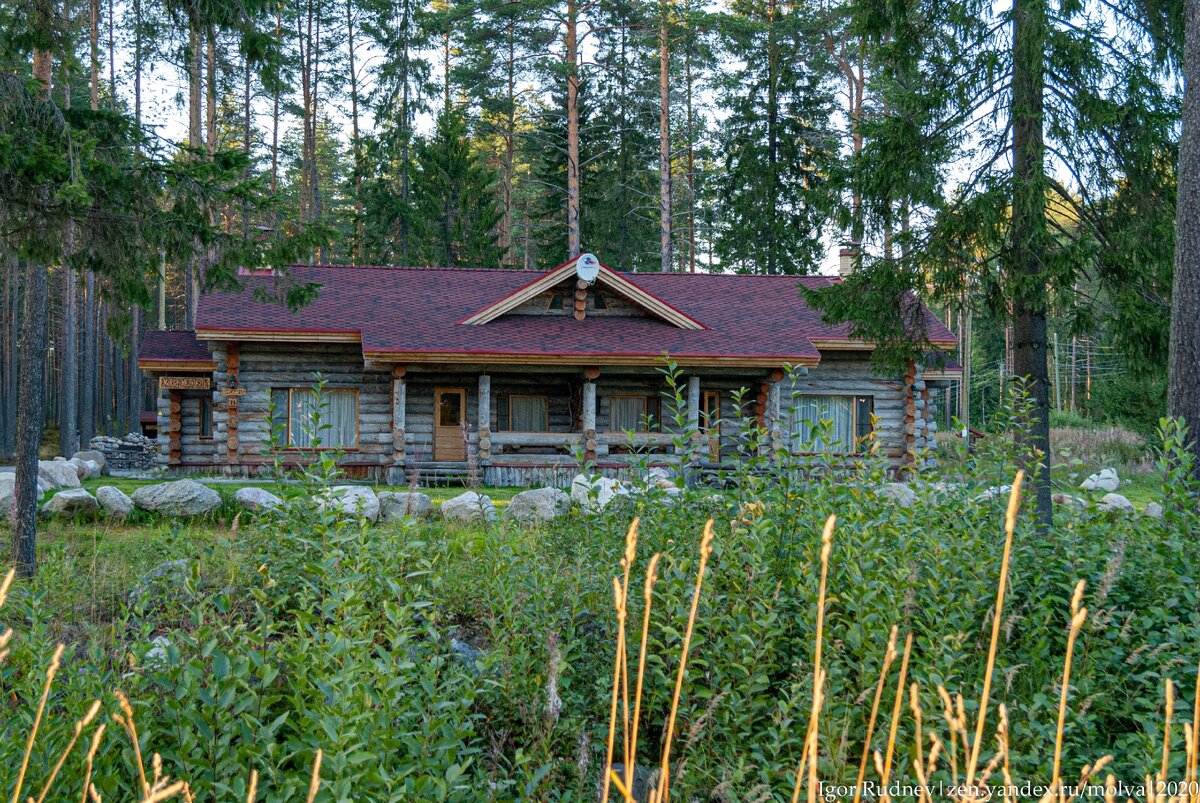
[380,365,785,487]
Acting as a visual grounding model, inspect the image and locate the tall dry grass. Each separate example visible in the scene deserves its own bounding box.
[0,569,322,803]
[600,471,1200,802]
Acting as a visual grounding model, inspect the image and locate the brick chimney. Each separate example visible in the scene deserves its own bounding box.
[838,242,860,277]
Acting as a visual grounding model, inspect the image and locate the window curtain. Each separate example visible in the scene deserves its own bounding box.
[609,396,645,432]
[790,395,854,452]
[272,388,358,447]
[509,396,548,431]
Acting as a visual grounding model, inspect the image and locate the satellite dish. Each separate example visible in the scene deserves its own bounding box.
[576,253,601,283]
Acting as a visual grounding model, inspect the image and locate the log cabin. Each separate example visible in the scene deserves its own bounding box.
[136,254,961,486]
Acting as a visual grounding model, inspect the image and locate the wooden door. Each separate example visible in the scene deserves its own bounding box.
[434,387,467,461]
[702,390,721,461]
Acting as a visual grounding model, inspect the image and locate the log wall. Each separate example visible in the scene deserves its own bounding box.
[153,344,935,482]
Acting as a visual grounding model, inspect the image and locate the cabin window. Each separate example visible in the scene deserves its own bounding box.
[608,395,662,433]
[497,394,549,432]
[592,292,609,310]
[270,387,359,448]
[198,397,213,439]
[789,395,874,453]
[547,293,564,311]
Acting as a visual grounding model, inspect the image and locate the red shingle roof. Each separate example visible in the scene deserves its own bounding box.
[190,265,956,365]
[138,330,213,365]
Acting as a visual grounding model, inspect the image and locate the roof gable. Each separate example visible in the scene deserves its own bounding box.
[460,255,706,330]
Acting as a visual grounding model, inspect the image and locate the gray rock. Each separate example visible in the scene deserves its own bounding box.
[38,460,81,490]
[71,450,106,473]
[1052,492,1086,508]
[599,765,660,803]
[234,487,283,512]
[317,485,380,521]
[450,637,484,672]
[96,486,134,518]
[131,479,222,516]
[973,485,1013,503]
[81,460,102,479]
[505,487,571,525]
[0,473,46,510]
[441,491,497,524]
[1081,467,1120,492]
[66,458,89,479]
[143,636,172,670]
[879,482,916,508]
[378,491,434,523]
[570,474,628,512]
[1098,492,1134,514]
[1143,501,1164,519]
[41,488,99,516]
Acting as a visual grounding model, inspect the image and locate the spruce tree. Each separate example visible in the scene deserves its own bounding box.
[715,0,839,275]
[410,109,505,267]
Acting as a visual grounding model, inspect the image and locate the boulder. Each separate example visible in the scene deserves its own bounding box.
[599,765,661,803]
[570,474,629,512]
[973,485,1013,503]
[143,636,172,670]
[317,485,380,521]
[644,467,676,489]
[41,488,99,516]
[66,457,102,480]
[38,460,81,490]
[131,479,222,516]
[1051,492,1086,508]
[441,491,497,524]
[0,473,47,510]
[1081,467,1120,492]
[378,491,434,523]
[66,458,88,479]
[96,486,134,518]
[879,482,916,508]
[449,637,484,672]
[234,487,283,512]
[71,450,107,473]
[1097,493,1134,514]
[1143,501,1164,518]
[505,487,571,525]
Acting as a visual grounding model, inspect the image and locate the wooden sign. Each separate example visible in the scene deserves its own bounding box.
[223,387,247,397]
[160,376,211,390]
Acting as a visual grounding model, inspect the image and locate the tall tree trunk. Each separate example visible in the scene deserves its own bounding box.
[0,258,14,459]
[15,20,54,576]
[1170,0,1200,466]
[186,21,203,328]
[60,243,77,456]
[565,0,581,258]
[499,23,516,264]
[765,0,779,275]
[684,27,696,273]
[1009,0,1052,526]
[658,0,672,273]
[347,0,364,263]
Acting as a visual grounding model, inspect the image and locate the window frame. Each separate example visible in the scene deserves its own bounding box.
[789,393,875,455]
[496,393,551,432]
[198,396,213,440]
[606,393,663,433]
[270,386,361,450]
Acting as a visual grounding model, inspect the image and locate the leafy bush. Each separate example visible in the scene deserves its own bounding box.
[0,392,1196,800]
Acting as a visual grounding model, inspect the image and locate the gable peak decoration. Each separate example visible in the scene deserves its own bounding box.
[460,254,706,330]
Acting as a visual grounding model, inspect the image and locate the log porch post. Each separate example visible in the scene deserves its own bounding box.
[478,373,491,463]
[583,366,599,462]
[389,366,406,484]
[766,368,785,456]
[686,374,702,457]
[225,343,240,466]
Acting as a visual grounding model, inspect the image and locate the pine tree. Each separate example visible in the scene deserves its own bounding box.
[806,0,1178,522]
